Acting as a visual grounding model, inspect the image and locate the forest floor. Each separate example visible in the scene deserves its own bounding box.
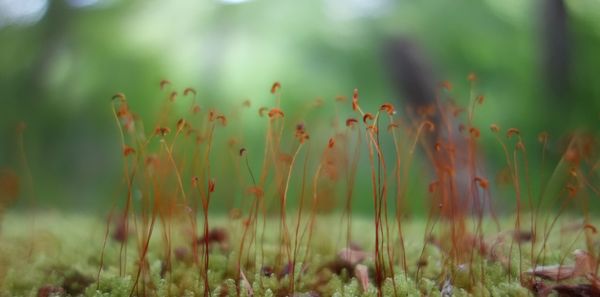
[0,211,598,297]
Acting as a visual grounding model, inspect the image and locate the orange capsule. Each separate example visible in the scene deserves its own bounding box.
[268,108,284,119]
[346,118,358,127]
[474,177,489,189]
[380,103,395,115]
[300,134,309,143]
[328,138,335,148]
[116,104,130,118]
[271,82,281,94]
[584,224,598,234]
[476,95,485,104]
[352,88,359,111]
[565,149,580,164]
[366,125,378,134]
[208,179,216,193]
[208,110,216,122]
[192,176,200,187]
[123,145,136,157]
[239,148,247,157]
[506,128,520,139]
[362,113,374,123]
[469,127,480,138]
[423,121,435,132]
[155,127,171,136]
[387,123,399,131]
[216,115,227,126]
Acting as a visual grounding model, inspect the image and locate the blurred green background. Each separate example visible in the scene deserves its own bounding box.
[0,0,599,213]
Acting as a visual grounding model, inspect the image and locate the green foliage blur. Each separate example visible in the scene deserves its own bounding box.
[1,0,599,213]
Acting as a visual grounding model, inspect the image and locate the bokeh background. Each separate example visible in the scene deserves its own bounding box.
[1,0,599,213]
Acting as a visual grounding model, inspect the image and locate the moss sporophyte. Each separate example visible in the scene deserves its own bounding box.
[1,77,599,297]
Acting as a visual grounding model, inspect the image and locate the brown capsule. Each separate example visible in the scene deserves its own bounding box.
[258,107,268,117]
[160,79,171,90]
[168,91,178,102]
[271,82,281,94]
[183,87,196,97]
[111,92,126,102]
[216,115,227,126]
[176,118,187,131]
[490,124,500,133]
[192,105,201,114]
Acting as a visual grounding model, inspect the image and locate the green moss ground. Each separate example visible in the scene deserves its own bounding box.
[0,212,595,296]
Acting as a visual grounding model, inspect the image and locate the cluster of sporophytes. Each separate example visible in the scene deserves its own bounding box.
[1,75,599,297]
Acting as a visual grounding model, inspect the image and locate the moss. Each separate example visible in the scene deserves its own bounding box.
[0,213,593,296]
